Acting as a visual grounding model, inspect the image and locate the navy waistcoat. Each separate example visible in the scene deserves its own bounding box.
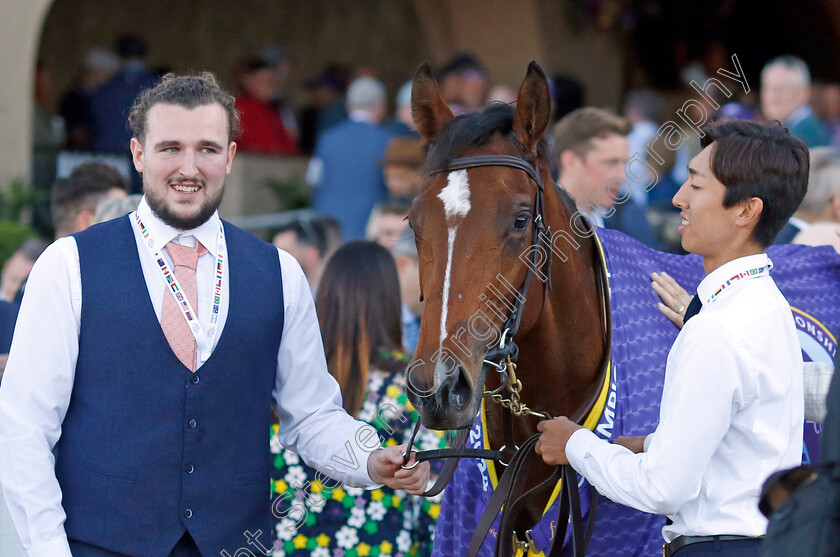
[56,215,283,556]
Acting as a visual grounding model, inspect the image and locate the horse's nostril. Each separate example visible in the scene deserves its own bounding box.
[447,366,473,411]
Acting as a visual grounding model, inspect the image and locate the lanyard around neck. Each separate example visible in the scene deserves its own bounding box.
[134,211,225,365]
[704,262,771,305]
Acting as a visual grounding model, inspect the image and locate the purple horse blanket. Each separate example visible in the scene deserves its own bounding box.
[432,228,840,556]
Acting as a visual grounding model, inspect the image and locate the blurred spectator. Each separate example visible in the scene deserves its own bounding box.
[367,202,409,253]
[775,147,840,244]
[438,53,489,115]
[0,239,48,304]
[312,215,343,259]
[384,80,417,137]
[58,47,119,151]
[381,135,425,203]
[298,65,351,154]
[761,55,828,147]
[90,34,159,155]
[234,57,298,155]
[488,84,517,105]
[272,218,329,294]
[309,77,391,240]
[51,161,128,238]
[270,241,444,555]
[812,82,840,148]
[793,222,840,254]
[550,74,585,123]
[553,107,661,249]
[32,60,65,195]
[624,90,663,207]
[93,193,142,225]
[394,226,422,355]
[261,45,299,144]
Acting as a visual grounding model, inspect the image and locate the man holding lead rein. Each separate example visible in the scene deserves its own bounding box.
[536,119,808,557]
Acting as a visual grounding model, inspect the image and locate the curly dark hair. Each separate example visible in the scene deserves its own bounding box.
[128,71,240,143]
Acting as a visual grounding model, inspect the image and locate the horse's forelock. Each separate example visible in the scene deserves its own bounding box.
[423,103,550,176]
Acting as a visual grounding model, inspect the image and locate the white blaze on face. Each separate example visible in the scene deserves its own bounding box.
[437,170,471,349]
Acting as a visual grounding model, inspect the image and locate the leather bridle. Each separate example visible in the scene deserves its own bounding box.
[402,152,612,557]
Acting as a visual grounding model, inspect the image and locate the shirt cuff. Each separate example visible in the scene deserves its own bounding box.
[565,428,604,471]
[25,535,72,557]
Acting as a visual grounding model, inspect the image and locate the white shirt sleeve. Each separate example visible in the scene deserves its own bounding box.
[566,317,744,515]
[0,239,79,557]
[272,249,376,488]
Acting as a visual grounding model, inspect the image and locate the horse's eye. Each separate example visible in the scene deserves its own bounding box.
[513,214,531,231]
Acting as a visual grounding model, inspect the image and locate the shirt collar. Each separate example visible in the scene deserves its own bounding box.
[786,104,813,129]
[136,196,222,257]
[696,253,772,306]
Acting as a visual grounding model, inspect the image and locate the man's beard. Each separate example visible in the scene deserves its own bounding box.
[144,177,225,231]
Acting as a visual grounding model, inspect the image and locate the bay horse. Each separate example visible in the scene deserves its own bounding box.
[405,62,611,554]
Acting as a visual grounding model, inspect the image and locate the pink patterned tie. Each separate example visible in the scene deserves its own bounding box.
[161,241,208,371]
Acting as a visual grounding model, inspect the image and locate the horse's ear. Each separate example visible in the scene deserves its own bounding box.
[411,62,454,143]
[513,61,551,154]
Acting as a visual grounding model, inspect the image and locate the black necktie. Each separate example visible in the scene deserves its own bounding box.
[683,294,702,324]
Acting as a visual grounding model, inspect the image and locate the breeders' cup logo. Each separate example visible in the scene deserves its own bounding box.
[791,307,835,464]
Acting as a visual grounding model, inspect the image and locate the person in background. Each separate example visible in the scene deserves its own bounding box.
[775,147,840,243]
[93,194,143,225]
[624,90,662,207]
[297,65,351,154]
[394,226,422,355]
[366,203,409,254]
[89,34,159,155]
[234,57,298,155]
[384,81,417,137]
[309,76,391,240]
[381,136,425,205]
[261,45,299,145]
[272,218,330,295]
[553,107,661,249]
[271,241,444,555]
[0,239,49,304]
[51,161,128,239]
[761,55,828,148]
[58,47,119,151]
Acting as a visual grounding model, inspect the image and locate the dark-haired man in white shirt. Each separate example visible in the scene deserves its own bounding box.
[536,119,809,556]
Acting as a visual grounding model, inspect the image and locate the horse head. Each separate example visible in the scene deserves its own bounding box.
[405,62,557,430]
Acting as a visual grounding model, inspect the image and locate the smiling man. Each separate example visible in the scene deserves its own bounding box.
[0,73,428,557]
[536,119,809,556]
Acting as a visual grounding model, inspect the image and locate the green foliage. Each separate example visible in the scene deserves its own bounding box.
[265,174,312,210]
[0,220,36,270]
[0,180,47,221]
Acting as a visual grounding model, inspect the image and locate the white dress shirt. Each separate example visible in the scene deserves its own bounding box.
[0,198,377,557]
[567,253,804,543]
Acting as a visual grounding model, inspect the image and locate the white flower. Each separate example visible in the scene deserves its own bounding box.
[344,485,364,497]
[396,529,412,552]
[307,492,327,512]
[360,400,378,421]
[283,450,300,465]
[284,465,306,486]
[270,434,283,454]
[348,506,366,528]
[335,525,359,549]
[311,548,330,557]
[366,500,386,521]
[275,518,297,541]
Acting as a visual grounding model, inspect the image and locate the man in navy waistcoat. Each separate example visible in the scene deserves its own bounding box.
[0,72,429,557]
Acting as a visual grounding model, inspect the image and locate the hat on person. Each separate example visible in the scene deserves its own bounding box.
[380,136,425,169]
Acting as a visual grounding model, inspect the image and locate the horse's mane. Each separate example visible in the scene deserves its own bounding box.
[425,102,550,173]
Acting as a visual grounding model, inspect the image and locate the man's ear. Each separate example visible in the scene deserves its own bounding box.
[830,194,840,222]
[736,197,764,229]
[130,138,144,173]
[74,210,95,234]
[559,150,580,174]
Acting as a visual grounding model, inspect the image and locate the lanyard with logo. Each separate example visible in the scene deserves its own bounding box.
[134,211,225,365]
[705,260,772,304]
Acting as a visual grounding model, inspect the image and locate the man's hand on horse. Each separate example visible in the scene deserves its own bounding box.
[367,443,430,495]
[651,271,692,329]
[535,417,583,466]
